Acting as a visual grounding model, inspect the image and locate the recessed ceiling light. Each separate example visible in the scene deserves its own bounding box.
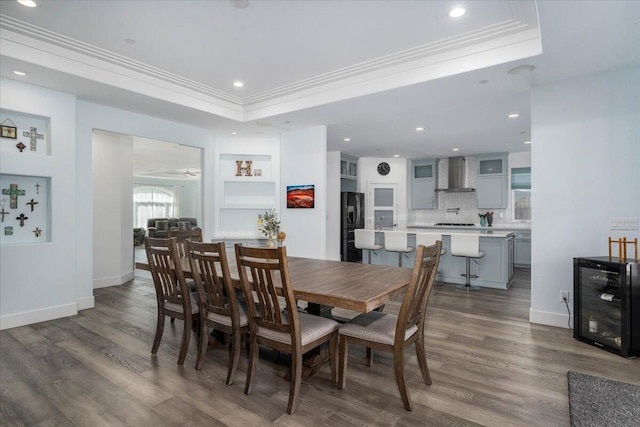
[343,138,351,142]
[508,113,520,118]
[124,38,136,45]
[393,154,400,158]
[508,64,536,75]
[449,7,466,18]
[17,0,37,7]
[233,81,244,88]
[284,120,290,124]
[415,127,425,131]
[12,69,28,76]
[231,131,237,135]
[479,79,489,84]
[524,140,532,144]
[452,148,460,152]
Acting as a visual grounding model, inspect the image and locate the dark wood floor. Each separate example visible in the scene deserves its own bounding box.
[1,268,638,426]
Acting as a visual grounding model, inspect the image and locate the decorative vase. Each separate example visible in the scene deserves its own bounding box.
[487,216,493,227]
[266,235,276,248]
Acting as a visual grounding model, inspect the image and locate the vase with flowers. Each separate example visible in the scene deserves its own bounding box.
[258,208,280,248]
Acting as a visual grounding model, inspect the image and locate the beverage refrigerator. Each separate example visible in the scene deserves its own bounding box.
[341,192,365,262]
[573,256,639,357]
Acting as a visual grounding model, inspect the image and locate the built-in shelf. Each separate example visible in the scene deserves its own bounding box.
[215,141,280,237]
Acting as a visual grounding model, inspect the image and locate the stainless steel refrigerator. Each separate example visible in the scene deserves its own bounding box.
[341,192,365,262]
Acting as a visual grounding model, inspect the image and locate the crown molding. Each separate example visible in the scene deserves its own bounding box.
[0,0,541,122]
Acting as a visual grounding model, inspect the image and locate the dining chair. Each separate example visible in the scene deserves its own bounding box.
[168,228,203,257]
[338,241,442,411]
[235,244,340,415]
[145,237,200,365]
[186,241,248,383]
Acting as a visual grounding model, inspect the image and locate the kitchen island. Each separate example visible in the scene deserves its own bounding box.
[367,228,515,289]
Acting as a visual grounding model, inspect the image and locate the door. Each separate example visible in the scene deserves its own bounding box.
[367,183,398,229]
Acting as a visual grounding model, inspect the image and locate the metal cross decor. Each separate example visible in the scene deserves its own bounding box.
[26,198,39,212]
[33,227,42,237]
[16,213,28,227]
[2,184,25,209]
[23,127,44,152]
[35,182,41,194]
[16,142,26,152]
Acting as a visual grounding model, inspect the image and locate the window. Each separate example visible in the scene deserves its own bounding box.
[511,167,531,221]
[133,185,179,228]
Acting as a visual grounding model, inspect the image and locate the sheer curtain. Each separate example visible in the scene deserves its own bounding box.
[133,185,180,229]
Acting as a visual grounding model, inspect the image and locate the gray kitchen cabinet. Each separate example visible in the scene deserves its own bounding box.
[514,231,531,267]
[411,159,438,209]
[476,153,508,209]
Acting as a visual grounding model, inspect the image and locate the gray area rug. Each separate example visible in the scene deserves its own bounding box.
[567,371,640,427]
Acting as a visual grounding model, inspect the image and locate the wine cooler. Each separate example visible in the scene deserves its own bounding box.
[573,257,639,357]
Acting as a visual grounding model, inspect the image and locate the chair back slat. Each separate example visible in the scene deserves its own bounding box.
[186,241,237,319]
[145,237,191,306]
[395,242,442,344]
[235,244,297,336]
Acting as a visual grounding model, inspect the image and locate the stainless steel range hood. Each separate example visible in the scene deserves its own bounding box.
[436,157,476,193]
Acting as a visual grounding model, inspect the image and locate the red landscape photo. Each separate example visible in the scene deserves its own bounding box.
[287,185,314,208]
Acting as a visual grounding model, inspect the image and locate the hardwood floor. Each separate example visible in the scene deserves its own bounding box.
[2,268,638,426]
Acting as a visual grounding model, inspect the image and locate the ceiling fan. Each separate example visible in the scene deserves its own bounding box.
[166,168,200,177]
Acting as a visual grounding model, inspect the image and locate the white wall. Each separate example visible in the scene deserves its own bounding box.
[530,67,640,327]
[0,79,77,329]
[358,157,409,229]
[76,101,213,310]
[92,131,134,288]
[326,151,341,261]
[280,126,327,259]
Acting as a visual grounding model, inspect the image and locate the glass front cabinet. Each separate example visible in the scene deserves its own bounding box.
[573,257,639,357]
[411,159,438,209]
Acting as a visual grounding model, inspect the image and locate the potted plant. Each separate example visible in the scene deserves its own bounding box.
[258,208,280,247]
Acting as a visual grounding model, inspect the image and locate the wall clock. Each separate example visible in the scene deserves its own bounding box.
[377,162,391,176]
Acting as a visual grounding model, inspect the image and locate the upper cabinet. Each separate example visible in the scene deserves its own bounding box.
[476,153,508,209]
[340,154,358,192]
[411,159,438,209]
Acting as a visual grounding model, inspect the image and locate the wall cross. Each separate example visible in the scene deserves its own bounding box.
[2,184,25,209]
[26,199,39,212]
[22,127,44,151]
[16,213,28,227]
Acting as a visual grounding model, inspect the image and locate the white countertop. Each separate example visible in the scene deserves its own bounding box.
[408,223,530,232]
[375,229,514,238]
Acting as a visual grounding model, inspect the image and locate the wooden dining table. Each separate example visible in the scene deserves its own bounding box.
[137,249,413,378]
[136,254,412,315]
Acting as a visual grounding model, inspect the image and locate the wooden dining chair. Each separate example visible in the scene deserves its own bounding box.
[168,228,203,257]
[186,241,248,384]
[235,244,340,415]
[338,242,442,411]
[145,237,200,365]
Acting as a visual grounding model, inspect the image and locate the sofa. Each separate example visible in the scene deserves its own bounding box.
[147,217,199,238]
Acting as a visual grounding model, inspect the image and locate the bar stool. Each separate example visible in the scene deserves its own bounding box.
[415,232,446,286]
[450,234,484,291]
[384,231,415,267]
[354,229,383,264]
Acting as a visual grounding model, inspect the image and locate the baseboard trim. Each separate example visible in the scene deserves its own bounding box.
[0,303,78,331]
[93,271,134,289]
[529,308,573,329]
[77,296,95,311]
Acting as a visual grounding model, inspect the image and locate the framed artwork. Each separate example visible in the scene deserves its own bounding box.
[1,125,17,139]
[287,185,314,208]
